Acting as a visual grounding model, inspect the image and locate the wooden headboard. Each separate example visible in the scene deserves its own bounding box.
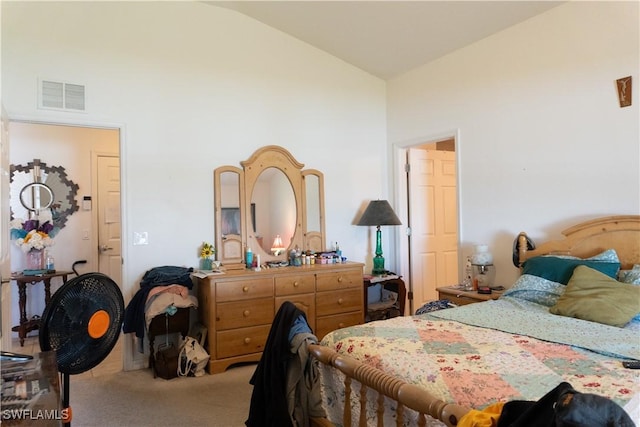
[518,215,640,270]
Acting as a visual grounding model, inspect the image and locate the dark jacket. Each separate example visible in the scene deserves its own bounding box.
[246,301,316,427]
[498,382,635,427]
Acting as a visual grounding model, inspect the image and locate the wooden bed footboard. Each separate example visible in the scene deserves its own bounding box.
[308,344,470,427]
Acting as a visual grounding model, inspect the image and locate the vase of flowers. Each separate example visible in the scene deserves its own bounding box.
[26,249,45,270]
[200,241,215,270]
[10,218,56,271]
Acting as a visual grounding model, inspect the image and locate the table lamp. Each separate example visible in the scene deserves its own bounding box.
[271,235,286,256]
[357,200,402,275]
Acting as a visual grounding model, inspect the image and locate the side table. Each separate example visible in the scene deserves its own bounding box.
[10,271,72,346]
[363,275,406,321]
[436,285,502,306]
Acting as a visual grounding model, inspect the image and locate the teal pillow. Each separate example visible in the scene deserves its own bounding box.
[521,256,620,285]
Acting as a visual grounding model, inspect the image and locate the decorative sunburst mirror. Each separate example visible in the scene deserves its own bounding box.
[10,158,79,232]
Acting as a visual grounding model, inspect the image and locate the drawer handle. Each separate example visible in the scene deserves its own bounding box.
[293,281,299,287]
[243,286,249,292]
[337,276,343,283]
[338,298,344,305]
[244,337,251,344]
[243,310,250,317]
[338,322,345,328]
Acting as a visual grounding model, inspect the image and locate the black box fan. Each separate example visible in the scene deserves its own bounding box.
[39,272,124,426]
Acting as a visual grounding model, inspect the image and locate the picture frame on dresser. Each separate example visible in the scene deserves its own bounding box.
[221,207,240,235]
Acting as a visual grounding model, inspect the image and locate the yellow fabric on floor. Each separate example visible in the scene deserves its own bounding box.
[457,402,505,427]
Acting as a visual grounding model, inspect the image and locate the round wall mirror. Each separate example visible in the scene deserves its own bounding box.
[19,182,54,212]
[10,159,80,232]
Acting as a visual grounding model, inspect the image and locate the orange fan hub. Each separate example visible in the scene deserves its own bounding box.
[87,310,110,339]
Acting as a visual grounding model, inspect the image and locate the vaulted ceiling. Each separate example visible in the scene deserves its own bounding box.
[209,1,564,79]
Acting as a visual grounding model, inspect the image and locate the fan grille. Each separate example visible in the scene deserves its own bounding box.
[40,273,124,375]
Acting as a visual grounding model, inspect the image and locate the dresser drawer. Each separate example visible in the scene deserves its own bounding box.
[216,298,274,330]
[316,311,363,340]
[216,277,273,302]
[275,293,316,332]
[316,271,362,292]
[275,274,315,296]
[216,324,271,359]
[316,288,363,316]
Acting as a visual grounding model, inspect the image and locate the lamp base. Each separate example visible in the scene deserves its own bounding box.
[372,255,386,276]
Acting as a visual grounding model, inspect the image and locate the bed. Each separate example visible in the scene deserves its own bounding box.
[308,215,640,427]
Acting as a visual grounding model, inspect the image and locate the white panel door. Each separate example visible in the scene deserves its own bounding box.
[408,148,458,306]
[97,155,121,285]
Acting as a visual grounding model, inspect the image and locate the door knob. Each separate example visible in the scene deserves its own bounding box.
[99,245,113,253]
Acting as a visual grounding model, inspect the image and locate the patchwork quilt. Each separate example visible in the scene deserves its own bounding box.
[319,313,639,426]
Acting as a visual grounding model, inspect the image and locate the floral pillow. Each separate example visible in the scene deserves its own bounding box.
[501,274,565,307]
[619,264,640,285]
[620,264,640,329]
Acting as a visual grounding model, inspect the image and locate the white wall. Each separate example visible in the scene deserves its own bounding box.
[2,2,387,367]
[388,1,640,285]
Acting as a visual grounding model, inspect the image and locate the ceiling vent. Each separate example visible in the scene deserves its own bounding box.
[39,79,86,112]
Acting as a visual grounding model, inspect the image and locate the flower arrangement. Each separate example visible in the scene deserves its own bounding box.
[200,242,215,259]
[10,218,56,252]
[199,242,215,270]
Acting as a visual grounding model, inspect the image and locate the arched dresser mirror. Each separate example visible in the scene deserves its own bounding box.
[214,146,325,269]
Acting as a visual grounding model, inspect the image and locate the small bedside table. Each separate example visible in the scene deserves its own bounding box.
[364,275,406,322]
[436,286,502,306]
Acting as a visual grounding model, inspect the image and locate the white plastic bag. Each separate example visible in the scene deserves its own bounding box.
[177,335,209,377]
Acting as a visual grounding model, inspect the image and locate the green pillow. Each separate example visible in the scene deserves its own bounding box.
[549,266,640,327]
[521,256,620,285]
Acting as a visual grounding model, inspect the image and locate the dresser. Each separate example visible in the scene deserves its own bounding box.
[197,262,364,374]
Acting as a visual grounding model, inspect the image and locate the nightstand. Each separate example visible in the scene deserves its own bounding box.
[436,286,502,306]
[364,275,406,322]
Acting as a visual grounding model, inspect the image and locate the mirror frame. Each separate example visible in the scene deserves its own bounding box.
[20,182,54,212]
[10,158,79,231]
[302,169,326,253]
[214,166,245,267]
[214,145,326,267]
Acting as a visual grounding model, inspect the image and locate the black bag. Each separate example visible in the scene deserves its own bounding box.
[154,343,179,380]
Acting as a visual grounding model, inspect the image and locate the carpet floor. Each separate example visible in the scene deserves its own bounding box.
[69,363,255,427]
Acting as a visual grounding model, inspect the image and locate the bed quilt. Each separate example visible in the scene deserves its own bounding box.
[319,314,639,411]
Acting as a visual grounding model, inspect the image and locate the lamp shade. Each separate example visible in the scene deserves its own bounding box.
[271,235,285,256]
[357,200,402,227]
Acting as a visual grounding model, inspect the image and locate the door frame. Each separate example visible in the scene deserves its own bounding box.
[393,129,462,314]
[3,113,129,366]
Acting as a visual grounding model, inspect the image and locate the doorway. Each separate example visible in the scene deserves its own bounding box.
[396,136,460,314]
[3,121,122,373]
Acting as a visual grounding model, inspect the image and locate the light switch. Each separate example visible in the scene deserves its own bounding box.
[133,231,149,245]
[82,229,90,240]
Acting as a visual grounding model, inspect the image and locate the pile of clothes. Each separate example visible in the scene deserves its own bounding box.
[123,266,198,341]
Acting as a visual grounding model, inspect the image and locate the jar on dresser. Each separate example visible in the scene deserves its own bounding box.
[197,262,364,374]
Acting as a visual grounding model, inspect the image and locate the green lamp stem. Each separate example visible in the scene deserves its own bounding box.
[372,225,386,275]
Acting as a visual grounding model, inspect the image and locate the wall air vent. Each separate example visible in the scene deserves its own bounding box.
[39,79,86,112]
